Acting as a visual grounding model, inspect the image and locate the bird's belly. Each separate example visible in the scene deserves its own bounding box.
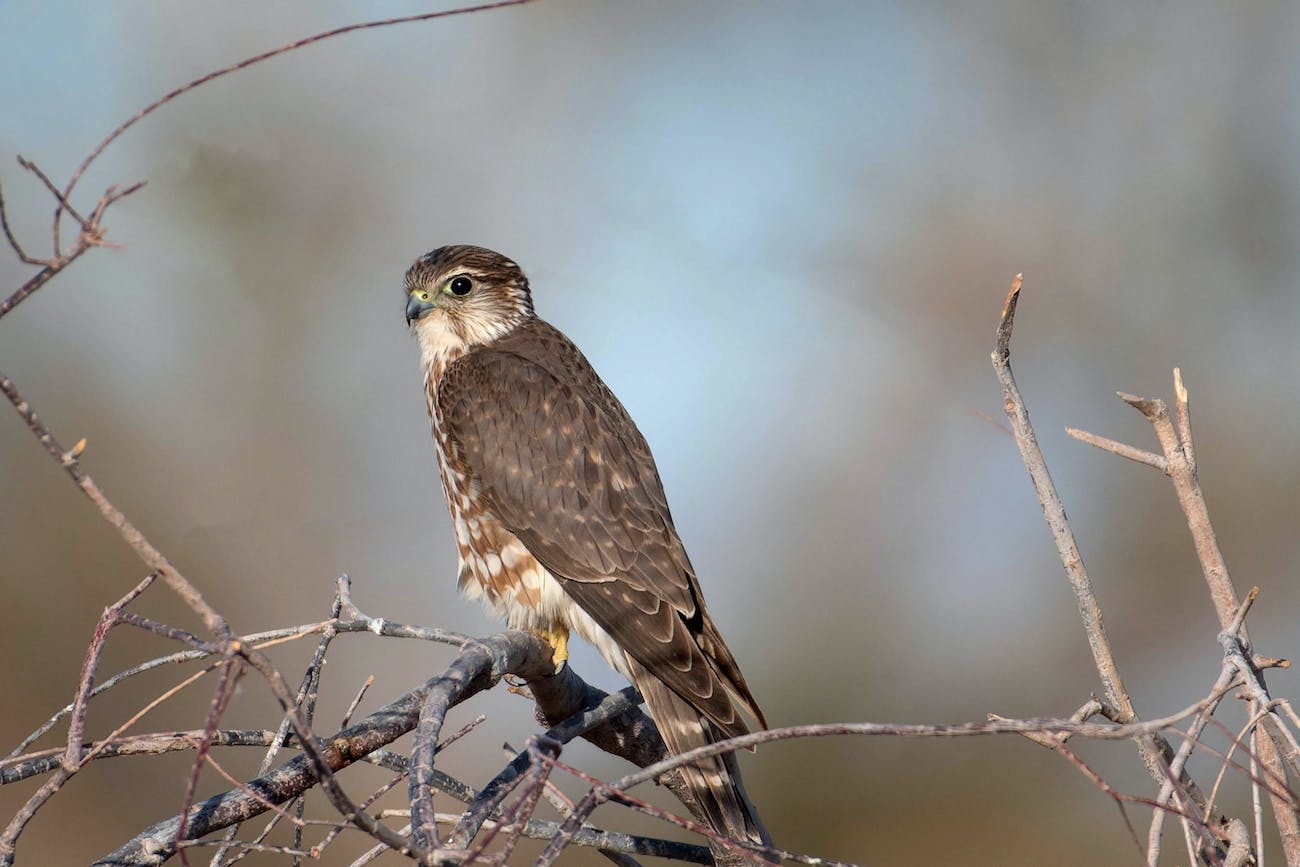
[454,511,631,679]
[427,381,629,678]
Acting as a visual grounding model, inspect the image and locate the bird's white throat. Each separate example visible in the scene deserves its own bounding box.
[414,308,525,382]
[414,313,469,378]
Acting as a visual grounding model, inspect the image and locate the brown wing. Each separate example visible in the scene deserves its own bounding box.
[437,318,764,736]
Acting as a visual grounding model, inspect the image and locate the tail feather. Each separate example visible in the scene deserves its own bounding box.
[627,657,774,863]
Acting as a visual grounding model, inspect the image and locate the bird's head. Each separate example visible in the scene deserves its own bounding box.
[404,245,535,355]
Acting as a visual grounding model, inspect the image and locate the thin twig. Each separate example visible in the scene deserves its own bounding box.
[459,737,561,866]
[180,841,315,858]
[451,687,640,848]
[0,573,155,866]
[235,645,416,860]
[537,753,847,867]
[1205,702,1279,821]
[6,622,326,762]
[990,697,1103,750]
[1120,369,1300,862]
[52,0,539,241]
[342,676,376,728]
[1146,657,1243,866]
[310,772,409,861]
[1254,719,1267,867]
[989,276,1212,825]
[0,372,229,638]
[993,277,1140,723]
[176,654,242,864]
[0,180,145,318]
[95,630,572,865]
[17,155,91,234]
[535,692,1248,867]
[7,585,462,765]
[3,730,281,784]
[209,590,342,867]
[458,811,709,865]
[1117,386,1242,630]
[1174,367,1195,469]
[1065,426,1168,473]
[0,180,51,265]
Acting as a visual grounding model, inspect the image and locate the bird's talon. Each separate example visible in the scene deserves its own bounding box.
[533,625,570,674]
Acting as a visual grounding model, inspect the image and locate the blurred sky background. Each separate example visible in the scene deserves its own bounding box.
[3,2,1300,864]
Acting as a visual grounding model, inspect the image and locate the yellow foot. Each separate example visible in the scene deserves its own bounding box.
[534,625,570,672]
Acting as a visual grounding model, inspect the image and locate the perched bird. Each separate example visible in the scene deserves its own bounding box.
[404,245,771,854]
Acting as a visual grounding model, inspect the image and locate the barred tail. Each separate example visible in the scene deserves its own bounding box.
[627,658,774,864]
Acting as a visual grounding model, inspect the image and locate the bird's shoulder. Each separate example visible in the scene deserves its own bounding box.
[438,317,631,427]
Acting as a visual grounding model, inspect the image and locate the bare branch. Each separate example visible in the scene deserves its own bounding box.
[0,180,50,265]
[3,730,281,784]
[176,654,242,863]
[497,742,640,867]
[0,574,156,866]
[1253,721,1266,867]
[536,689,1257,867]
[989,276,1214,831]
[1065,426,1168,473]
[0,178,146,318]
[0,372,229,638]
[0,255,81,316]
[1116,371,1300,863]
[450,687,640,847]
[386,811,712,865]
[3,4,531,317]
[342,676,376,728]
[53,0,538,239]
[93,630,654,865]
[992,277,1136,716]
[990,697,1104,750]
[17,155,91,237]
[1146,597,1260,866]
[5,622,329,761]
[1173,367,1195,469]
[309,772,409,863]
[1117,384,1243,631]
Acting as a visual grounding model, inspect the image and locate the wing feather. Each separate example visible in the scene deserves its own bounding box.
[437,319,764,733]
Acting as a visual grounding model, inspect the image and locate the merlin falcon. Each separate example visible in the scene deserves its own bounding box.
[404,245,771,852]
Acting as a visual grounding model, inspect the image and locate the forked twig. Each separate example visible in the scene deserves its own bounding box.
[1071,360,1300,863]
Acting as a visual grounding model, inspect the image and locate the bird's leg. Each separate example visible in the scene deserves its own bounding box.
[533,624,570,671]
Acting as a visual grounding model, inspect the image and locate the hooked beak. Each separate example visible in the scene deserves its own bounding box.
[406,292,435,325]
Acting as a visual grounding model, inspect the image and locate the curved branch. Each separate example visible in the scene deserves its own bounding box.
[53,0,537,240]
[535,695,1249,867]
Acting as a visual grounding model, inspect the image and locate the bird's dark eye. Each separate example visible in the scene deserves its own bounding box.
[448,276,473,296]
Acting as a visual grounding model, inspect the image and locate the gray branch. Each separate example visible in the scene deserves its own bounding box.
[92,630,687,866]
[990,277,1226,856]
